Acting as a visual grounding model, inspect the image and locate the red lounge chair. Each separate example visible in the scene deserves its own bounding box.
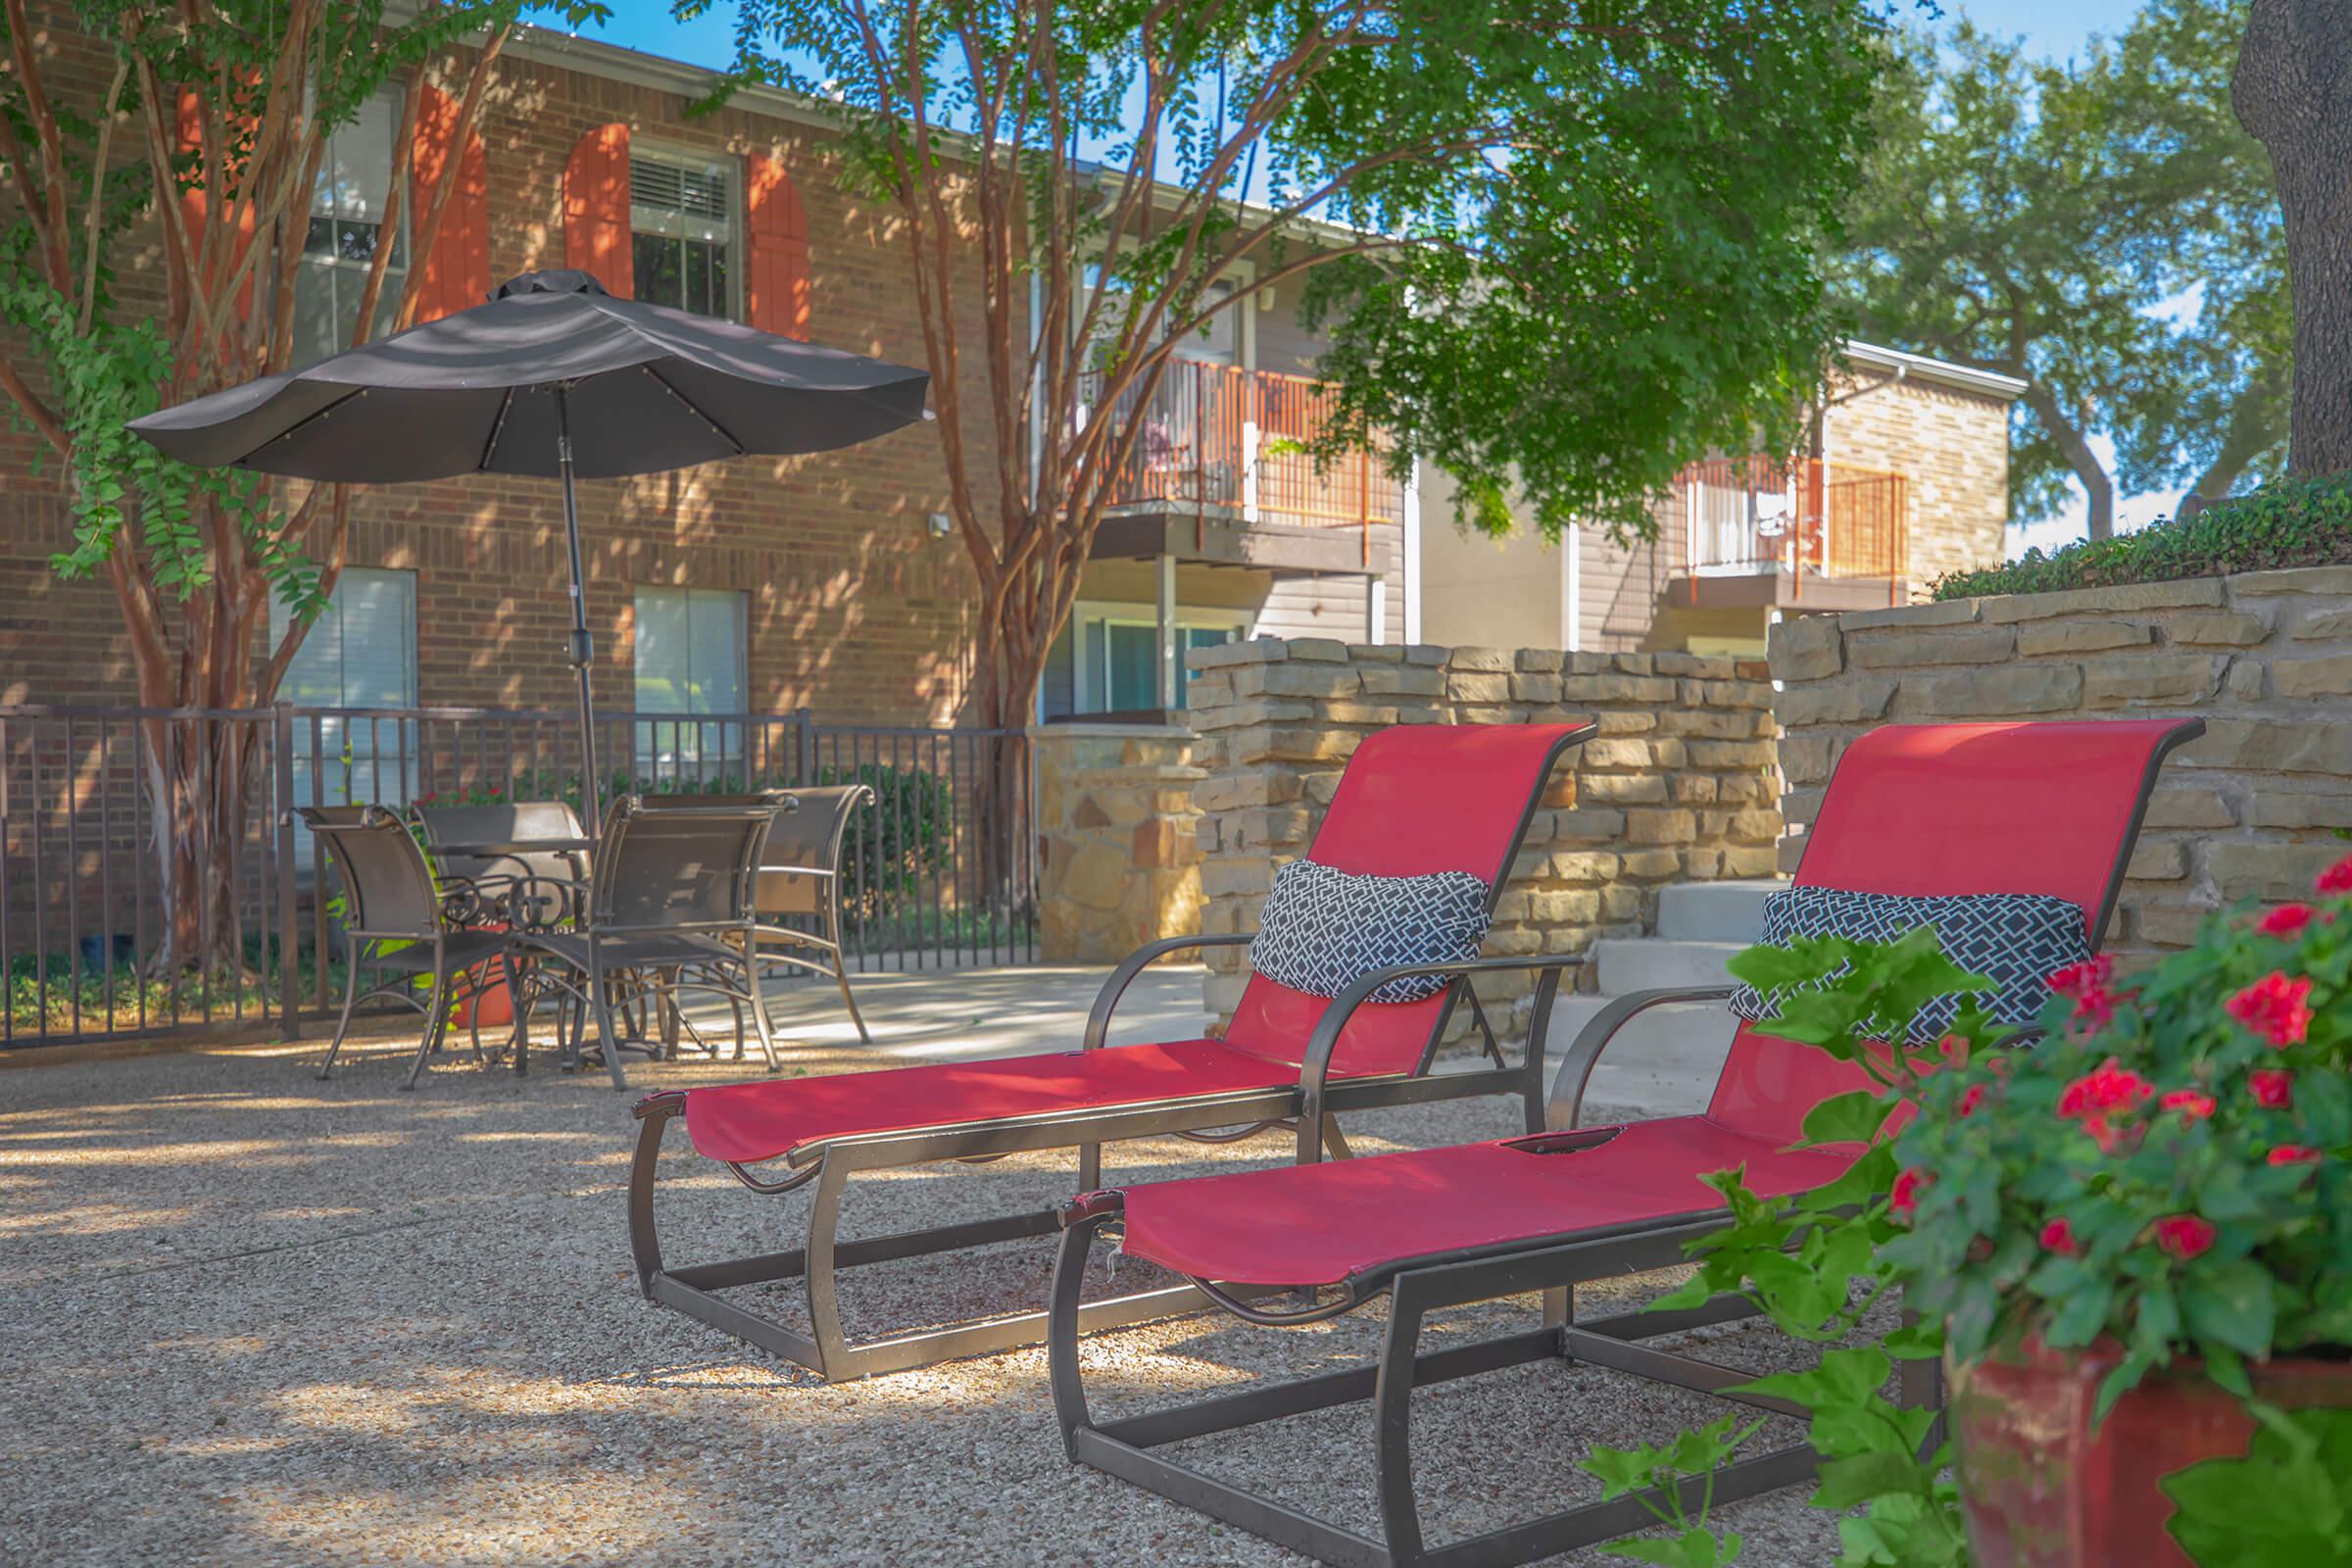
[1048,716,2204,1568]
[628,721,1596,1379]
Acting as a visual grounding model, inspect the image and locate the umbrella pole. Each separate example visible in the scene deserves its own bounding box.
[556,384,604,841]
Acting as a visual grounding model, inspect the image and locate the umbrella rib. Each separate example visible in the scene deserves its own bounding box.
[479,384,517,470]
[641,364,748,456]
[239,384,371,468]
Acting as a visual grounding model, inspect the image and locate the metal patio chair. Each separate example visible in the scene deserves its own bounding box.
[628,720,1598,1382]
[747,782,875,1046]
[505,795,778,1090]
[1045,716,2205,1568]
[300,805,516,1092]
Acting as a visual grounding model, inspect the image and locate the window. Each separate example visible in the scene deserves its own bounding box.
[270,568,419,841]
[293,93,408,366]
[631,151,735,318]
[1041,608,1245,718]
[633,587,748,779]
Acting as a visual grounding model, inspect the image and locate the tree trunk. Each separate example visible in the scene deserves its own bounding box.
[2234,0,2352,477]
[2020,381,2117,539]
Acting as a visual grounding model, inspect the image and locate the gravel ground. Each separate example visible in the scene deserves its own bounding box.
[0,1004,1853,1566]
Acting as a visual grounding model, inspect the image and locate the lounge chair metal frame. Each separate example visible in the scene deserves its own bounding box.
[626,723,1597,1382]
[1047,716,2203,1568]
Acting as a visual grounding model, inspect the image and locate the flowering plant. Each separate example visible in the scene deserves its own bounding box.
[1886,855,2352,1416]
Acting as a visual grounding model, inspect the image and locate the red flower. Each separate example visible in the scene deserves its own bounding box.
[2057,1058,2155,1119]
[2248,1068,2294,1109]
[1888,1167,1929,1220]
[2318,854,2352,897]
[2049,956,2120,1031]
[2260,904,2318,938]
[1956,1084,1987,1118]
[2269,1145,2323,1167]
[2152,1214,2217,1260]
[2040,1217,2080,1255]
[2227,971,2315,1049]
[2158,1090,2217,1121]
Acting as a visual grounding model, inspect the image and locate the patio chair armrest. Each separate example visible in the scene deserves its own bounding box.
[1296,956,1586,1162]
[1081,932,1255,1052]
[1545,984,1738,1132]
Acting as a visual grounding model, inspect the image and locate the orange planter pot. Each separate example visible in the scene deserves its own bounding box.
[1951,1337,2352,1567]
[452,922,513,1029]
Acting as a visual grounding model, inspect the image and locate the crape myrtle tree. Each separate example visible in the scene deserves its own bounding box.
[691,0,1890,735]
[0,0,596,977]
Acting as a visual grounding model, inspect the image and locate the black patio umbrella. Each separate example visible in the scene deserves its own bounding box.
[129,269,930,836]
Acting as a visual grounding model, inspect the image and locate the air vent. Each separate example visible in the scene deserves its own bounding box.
[631,156,730,220]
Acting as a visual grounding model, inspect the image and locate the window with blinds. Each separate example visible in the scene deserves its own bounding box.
[631,150,736,318]
[633,587,748,782]
[270,567,420,852]
[293,92,410,365]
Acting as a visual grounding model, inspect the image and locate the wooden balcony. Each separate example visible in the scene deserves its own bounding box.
[1081,359,1402,575]
[1672,456,1910,610]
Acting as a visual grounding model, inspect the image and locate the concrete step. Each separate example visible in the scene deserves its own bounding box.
[1592,937,1746,996]
[1544,996,1740,1120]
[1655,878,1782,944]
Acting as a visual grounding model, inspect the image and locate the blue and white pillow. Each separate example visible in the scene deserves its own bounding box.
[1250,859,1492,1004]
[1728,887,2089,1044]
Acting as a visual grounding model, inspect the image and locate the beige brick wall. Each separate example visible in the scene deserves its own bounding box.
[1827,371,2012,596]
[1032,725,1203,962]
[1770,565,2352,966]
[1186,639,1782,1043]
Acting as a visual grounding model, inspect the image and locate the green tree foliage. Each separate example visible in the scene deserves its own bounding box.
[691,0,1892,726]
[1831,1,2286,539]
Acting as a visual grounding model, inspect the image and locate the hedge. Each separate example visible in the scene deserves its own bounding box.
[1931,471,2352,601]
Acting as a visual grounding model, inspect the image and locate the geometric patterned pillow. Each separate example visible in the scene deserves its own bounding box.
[1249,858,1493,1004]
[1727,886,2090,1045]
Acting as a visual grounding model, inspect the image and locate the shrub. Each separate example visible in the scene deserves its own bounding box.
[1932,471,2352,601]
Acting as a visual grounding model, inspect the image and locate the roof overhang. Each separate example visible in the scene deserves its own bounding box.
[1839,341,2029,402]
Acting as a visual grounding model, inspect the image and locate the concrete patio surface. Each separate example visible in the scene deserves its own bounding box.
[2,962,1848,1566]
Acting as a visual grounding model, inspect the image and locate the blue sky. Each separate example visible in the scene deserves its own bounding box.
[576,0,2187,557]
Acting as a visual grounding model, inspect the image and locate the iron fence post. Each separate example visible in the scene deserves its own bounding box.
[795,708,815,787]
[272,703,301,1040]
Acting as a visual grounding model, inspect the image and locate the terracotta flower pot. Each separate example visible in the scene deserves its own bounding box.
[1950,1337,2352,1567]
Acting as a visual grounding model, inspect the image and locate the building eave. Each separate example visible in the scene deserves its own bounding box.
[1840,340,2029,402]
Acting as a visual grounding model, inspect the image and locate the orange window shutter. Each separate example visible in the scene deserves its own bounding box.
[175,86,257,318]
[564,122,633,297]
[411,83,492,323]
[744,152,810,339]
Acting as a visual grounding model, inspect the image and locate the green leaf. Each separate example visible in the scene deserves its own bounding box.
[1813,1451,1936,1509]
[2181,1261,2278,1360]
[1796,1089,1896,1150]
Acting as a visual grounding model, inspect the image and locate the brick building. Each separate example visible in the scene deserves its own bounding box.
[1419,343,2027,658]
[0,22,1410,745]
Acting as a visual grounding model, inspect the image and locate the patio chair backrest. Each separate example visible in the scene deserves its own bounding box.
[299,805,442,939]
[589,795,780,933]
[756,784,870,918]
[1704,717,2204,1146]
[1221,722,1595,1080]
[416,801,587,924]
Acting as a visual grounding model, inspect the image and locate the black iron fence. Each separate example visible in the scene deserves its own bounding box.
[0,703,1037,1049]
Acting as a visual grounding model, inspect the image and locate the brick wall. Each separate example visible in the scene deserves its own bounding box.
[1826,368,2011,596]
[1770,565,2352,965]
[0,24,997,726]
[1187,639,1781,1042]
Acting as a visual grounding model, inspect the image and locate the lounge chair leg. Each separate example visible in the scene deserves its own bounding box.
[1049,1210,1108,1456]
[1320,1116,1354,1161]
[1374,1280,1432,1567]
[318,937,364,1081]
[587,951,631,1092]
[1077,1144,1102,1193]
[804,1157,854,1377]
[1543,1284,1576,1340]
[628,1096,679,1294]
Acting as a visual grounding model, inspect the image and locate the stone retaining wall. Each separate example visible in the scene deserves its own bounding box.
[1187,639,1781,1041]
[1769,565,2352,964]
[1032,725,1203,962]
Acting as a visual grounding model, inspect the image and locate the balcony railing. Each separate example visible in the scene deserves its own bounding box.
[1679,456,1910,603]
[1080,358,1404,561]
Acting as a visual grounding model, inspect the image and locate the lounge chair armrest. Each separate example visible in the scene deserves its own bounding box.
[1082,932,1255,1052]
[1296,956,1585,1161]
[1545,984,1738,1132]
